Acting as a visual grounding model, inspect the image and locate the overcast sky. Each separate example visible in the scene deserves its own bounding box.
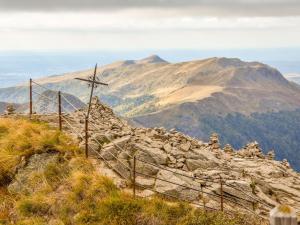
[1,0,300,51]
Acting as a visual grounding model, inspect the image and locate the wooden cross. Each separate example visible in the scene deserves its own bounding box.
[75,64,108,120]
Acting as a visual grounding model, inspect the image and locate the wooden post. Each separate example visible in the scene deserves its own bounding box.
[29,78,32,118]
[133,155,136,198]
[252,201,256,211]
[86,64,97,119]
[270,205,297,225]
[58,91,62,131]
[200,184,206,213]
[85,117,89,158]
[220,176,224,212]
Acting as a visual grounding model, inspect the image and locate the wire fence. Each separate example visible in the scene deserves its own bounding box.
[26,79,270,221]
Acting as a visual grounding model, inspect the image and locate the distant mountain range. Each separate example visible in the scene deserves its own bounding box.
[1,55,300,170]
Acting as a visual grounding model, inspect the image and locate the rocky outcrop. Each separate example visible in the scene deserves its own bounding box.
[8,153,61,194]
[36,97,300,218]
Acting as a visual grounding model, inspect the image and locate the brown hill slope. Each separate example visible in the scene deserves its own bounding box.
[30,56,300,117]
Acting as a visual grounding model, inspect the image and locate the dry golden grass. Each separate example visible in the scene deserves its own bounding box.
[158,85,224,106]
[0,118,79,185]
[0,118,266,225]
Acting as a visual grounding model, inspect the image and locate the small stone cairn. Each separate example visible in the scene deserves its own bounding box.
[209,133,221,151]
[5,104,16,115]
[282,159,291,168]
[267,150,275,160]
[238,141,264,158]
[223,144,234,154]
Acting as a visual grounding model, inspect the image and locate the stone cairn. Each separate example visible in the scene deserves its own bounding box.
[223,144,234,154]
[267,150,275,160]
[5,104,16,115]
[209,133,221,151]
[238,141,264,158]
[282,159,291,168]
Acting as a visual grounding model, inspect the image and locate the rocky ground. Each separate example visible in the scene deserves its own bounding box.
[34,97,300,220]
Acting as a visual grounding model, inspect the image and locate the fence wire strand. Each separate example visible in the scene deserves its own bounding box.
[28,79,269,220]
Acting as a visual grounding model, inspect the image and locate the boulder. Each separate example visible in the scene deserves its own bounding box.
[112,135,131,148]
[185,151,202,160]
[192,149,221,164]
[170,148,185,159]
[224,180,254,202]
[91,133,110,145]
[155,170,199,201]
[134,159,159,176]
[163,143,172,153]
[136,176,155,189]
[100,145,118,161]
[111,159,131,179]
[167,154,176,164]
[149,141,164,149]
[179,141,191,152]
[118,150,132,160]
[134,143,168,165]
[186,159,218,171]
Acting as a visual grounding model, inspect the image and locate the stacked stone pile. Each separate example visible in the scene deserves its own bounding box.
[5,104,16,115]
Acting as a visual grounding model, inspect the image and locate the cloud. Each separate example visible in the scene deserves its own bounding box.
[0,11,300,51]
[0,0,300,16]
[1,1,300,51]
[1,12,299,32]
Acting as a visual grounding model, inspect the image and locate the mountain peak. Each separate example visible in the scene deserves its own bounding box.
[138,55,169,64]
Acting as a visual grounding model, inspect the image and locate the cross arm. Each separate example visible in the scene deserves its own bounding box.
[75,77,108,86]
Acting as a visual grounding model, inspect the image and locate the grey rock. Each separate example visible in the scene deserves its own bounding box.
[111,159,131,179]
[163,143,172,153]
[136,176,155,188]
[179,141,191,152]
[134,143,167,165]
[155,170,199,201]
[112,135,131,148]
[100,145,118,161]
[186,159,218,171]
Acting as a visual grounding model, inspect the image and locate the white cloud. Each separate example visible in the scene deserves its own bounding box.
[1,11,300,31]
[0,10,300,50]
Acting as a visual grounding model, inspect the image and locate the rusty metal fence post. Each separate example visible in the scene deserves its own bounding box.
[85,117,89,158]
[220,176,224,212]
[133,155,136,198]
[29,78,32,118]
[200,183,206,213]
[58,91,62,131]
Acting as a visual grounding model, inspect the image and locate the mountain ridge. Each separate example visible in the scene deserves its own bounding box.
[1,55,300,170]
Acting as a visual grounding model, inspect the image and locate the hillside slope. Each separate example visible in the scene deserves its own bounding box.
[29,98,300,221]
[0,117,265,225]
